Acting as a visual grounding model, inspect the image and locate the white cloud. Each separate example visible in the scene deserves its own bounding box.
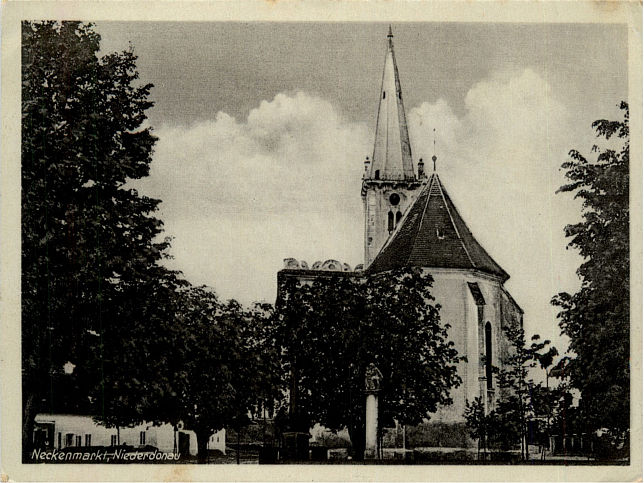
[136,92,370,303]
[408,68,583,346]
[137,71,595,350]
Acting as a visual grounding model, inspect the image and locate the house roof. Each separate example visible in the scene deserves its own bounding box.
[367,173,509,281]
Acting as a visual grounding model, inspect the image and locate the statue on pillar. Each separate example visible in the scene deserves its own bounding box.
[364,363,383,460]
[365,362,383,393]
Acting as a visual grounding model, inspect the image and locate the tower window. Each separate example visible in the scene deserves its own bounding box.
[383,91,386,99]
[436,228,445,240]
[485,322,493,390]
[396,211,402,225]
[387,211,394,233]
[389,193,400,206]
[374,170,380,180]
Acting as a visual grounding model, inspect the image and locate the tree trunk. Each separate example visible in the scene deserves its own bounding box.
[22,393,36,462]
[195,429,211,464]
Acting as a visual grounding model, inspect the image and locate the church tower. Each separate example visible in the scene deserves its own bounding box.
[362,27,423,267]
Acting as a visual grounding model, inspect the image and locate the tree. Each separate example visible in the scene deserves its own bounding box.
[486,326,554,460]
[464,397,491,460]
[274,268,463,459]
[551,102,629,446]
[21,21,173,458]
[168,287,279,463]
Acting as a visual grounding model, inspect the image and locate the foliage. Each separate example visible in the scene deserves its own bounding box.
[274,268,463,458]
[465,326,559,460]
[21,20,177,457]
[166,287,280,462]
[463,398,492,457]
[551,102,629,442]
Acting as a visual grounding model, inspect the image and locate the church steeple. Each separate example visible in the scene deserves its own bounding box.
[362,28,422,268]
[368,26,415,181]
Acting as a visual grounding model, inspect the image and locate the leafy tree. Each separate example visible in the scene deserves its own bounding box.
[168,287,280,463]
[274,268,463,459]
[464,397,492,460]
[21,21,173,458]
[551,102,629,445]
[488,326,554,460]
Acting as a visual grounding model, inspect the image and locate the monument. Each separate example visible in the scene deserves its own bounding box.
[364,363,383,460]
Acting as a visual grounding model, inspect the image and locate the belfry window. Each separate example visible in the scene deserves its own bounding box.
[396,211,402,225]
[388,211,394,233]
[485,322,493,390]
[375,170,380,180]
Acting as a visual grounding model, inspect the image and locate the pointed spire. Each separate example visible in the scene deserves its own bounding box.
[369,27,415,181]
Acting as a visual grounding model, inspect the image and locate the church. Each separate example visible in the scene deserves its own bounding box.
[278,27,522,432]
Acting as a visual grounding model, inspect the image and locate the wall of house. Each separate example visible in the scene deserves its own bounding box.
[34,414,226,455]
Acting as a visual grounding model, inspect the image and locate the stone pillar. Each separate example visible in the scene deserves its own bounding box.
[363,363,383,460]
[364,392,379,459]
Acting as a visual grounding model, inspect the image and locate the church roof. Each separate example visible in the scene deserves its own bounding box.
[368,27,415,181]
[367,173,509,281]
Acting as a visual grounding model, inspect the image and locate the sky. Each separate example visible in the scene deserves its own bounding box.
[95,21,628,348]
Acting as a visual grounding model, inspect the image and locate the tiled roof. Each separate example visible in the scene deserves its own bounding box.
[367,173,509,281]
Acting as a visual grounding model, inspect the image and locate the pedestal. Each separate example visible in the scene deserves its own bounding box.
[364,392,379,460]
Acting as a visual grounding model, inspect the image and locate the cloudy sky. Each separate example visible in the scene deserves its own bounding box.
[96,21,628,346]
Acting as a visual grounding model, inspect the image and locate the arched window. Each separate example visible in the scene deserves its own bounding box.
[485,322,493,390]
[383,91,386,99]
[396,211,402,225]
[387,211,394,233]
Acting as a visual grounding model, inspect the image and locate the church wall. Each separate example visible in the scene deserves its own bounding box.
[420,269,512,422]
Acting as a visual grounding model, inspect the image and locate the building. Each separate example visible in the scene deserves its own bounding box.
[32,413,225,457]
[277,28,522,435]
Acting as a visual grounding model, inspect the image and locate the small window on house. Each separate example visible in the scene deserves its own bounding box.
[383,91,386,99]
[75,435,81,447]
[85,434,91,447]
[140,431,146,445]
[65,433,73,448]
[388,211,394,233]
[110,435,117,446]
[485,322,493,390]
[57,432,62,449]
